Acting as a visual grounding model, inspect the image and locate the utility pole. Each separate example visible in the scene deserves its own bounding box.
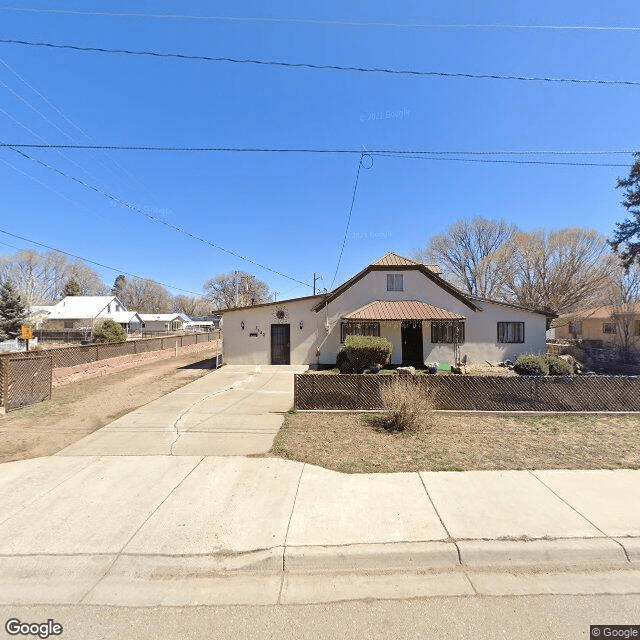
[313,273,323,296]
[234,271,239,307]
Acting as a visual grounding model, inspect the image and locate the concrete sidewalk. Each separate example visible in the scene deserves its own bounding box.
[56,365,307,456]
[0,455,638,605]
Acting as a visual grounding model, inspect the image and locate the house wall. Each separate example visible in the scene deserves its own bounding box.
[223,269,547,365]
[142,320,184,332]
[44,319,93,330]
[556,317,640,346]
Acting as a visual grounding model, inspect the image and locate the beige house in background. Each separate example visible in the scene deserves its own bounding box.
[222,252,551,366]
[139,313,189,333]
[555,304,640,347]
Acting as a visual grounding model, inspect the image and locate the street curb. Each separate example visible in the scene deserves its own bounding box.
[283,538,635,573]
[457,538,629,568]
[284,542,459,572]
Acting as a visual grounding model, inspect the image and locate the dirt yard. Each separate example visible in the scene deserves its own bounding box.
[0,350,219,463]
[270,411,640,473]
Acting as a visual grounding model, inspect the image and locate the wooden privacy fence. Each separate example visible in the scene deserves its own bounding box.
[0,330,221,371]
[295,373,640,412]
[0,355,52,412]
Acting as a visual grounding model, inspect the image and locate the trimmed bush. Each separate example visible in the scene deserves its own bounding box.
[544,355,573,376]
[93,318,127,343]
[342,335,393,373]
[336,348,356,374]
[380,377,434,432]
[513,354,549,376]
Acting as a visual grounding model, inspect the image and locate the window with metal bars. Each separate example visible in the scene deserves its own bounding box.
[497,321,525,343]
[431,321,465,344]
[340,321,380,343]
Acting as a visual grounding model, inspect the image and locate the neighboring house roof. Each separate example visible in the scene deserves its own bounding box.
[313,253,480,313]
[138,313,189,322]
[108,312,142,324]
[46,296,125,319]
[343,300,465,321]
[559,303,640,321]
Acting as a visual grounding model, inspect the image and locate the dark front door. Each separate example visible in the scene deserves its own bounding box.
[401,321,423,367]
[271,324,291,364]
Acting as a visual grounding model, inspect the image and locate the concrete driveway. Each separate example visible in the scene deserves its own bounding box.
[56,365,307,456]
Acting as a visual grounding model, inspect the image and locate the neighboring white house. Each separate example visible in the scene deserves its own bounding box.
[138,313,189,333]
[27,305,54,329]
[42,296,143,333]
[222,252,552,366]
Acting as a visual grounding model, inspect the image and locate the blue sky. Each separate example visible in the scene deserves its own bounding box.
[0,1,639,301]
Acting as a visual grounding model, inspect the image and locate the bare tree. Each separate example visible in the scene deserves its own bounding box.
[119,278,173,313]
[415,217,517,298]
[203,271,272,310]
[0,249,106,307]
[172,295,212,317]
[502,228,613,315]
[605,262,640,358]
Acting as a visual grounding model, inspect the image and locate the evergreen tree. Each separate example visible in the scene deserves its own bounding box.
[0,280,28,339]
[611,152,640,269]
[111,275,126,297]
[63,279,82,296]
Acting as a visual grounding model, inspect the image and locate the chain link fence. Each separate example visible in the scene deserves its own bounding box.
[295,373,640,411]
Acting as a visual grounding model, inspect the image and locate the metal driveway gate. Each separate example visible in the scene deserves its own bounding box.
[1,355,53,412]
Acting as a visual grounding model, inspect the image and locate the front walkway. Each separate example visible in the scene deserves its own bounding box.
[56,365,307,456]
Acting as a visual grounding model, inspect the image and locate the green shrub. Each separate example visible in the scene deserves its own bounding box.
[336,348,356,373]
[513,354,549,376]
[93,318,127,343]
[342,335,393,373]
[544,355,573,376]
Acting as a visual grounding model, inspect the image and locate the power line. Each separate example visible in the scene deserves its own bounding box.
[374,153,631,167]
[1,39,639,87]
[1,7,639,32]
[0,227,205,298]
[330,153,371,289]
[4,146,312,288]
[0,143,635,162]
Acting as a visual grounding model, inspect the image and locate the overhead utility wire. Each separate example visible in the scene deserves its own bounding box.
[330,153,371,289]
[1,8,639,31]
[5,146,312,288]
[1,39,638,87]
[0,227,205,298]
[374,153,630,167]
[0,143,634,156]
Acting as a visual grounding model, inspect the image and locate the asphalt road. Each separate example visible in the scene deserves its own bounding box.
[2,594,639,640]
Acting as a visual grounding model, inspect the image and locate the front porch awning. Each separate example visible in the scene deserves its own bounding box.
[342,300,465,321]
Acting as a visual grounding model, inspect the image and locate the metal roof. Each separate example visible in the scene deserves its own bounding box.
[342,300,465,321]
[372,252,441,274]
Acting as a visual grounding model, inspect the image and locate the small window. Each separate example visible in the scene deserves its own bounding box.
[431,321,465,344]
[603,323,617,334]
[497,321,525,343]
[115,304,121,312]
[63,320,73,329]
[569,321,582,335]
[340,321,380,343]
[386,274,403,291]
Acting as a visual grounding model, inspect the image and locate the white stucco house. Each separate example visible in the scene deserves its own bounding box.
[42,296,143,334]
[222,253,552,366]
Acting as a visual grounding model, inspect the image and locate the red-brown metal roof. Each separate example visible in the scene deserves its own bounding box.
[372,252,441,273]
[342,300,465,321]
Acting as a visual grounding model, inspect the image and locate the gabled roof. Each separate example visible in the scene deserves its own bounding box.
[343,300,465,321]
[373,252,442,274]
[313,253,479,312]
[47,296,123,319]
[467,295,557,318]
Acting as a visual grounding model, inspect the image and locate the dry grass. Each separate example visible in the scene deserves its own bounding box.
[269,410,640,473]
[380,376,435,432]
